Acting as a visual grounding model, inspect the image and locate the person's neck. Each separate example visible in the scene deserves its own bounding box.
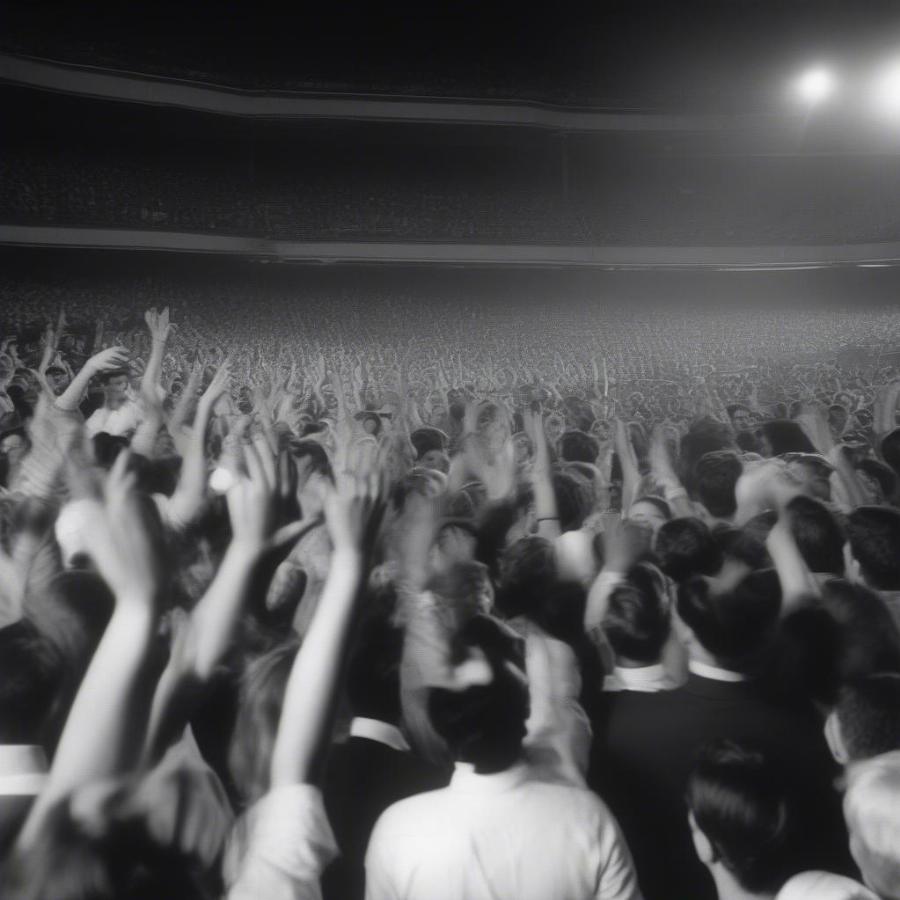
[710,866,774,900]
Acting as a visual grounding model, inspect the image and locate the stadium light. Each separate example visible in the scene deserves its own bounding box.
[872,62,900,116]
[793,66,836,106]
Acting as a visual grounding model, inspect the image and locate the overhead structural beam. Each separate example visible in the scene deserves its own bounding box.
[3,224,900,270]
[0,52,797,134]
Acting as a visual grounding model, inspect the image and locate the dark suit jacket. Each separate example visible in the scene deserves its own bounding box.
[589,673,851,900]
[322,734,449,900]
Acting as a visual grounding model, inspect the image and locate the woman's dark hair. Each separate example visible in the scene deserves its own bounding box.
[602,563,670,665]
[655,517,723,583]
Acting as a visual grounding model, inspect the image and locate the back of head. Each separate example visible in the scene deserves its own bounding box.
[687,739,802,895]
[692,451,743,519]
[786,495,846,577]
[843,750,900,899]
[603,563,671,665]
[847,506,900,591]
[551,469,593,532]
[0,619,64,745]
[677,570,781,669]
[820,579,900,685]
[427,615,529,774]
[655,517,723,583]
[346,612,405,726]
[835,674,900,762]
[680,418,738,486]
[760,420,816,456]
[558,430,599,465]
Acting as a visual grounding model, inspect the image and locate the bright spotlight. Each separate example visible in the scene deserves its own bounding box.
[793,66,836,105]
[873,62,900,115]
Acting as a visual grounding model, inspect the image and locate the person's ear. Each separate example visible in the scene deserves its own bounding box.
[824,709,850,766]
[687,812,717,866]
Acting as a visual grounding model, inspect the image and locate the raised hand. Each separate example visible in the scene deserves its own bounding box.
[88,345,131,375]
[144,306,174,345]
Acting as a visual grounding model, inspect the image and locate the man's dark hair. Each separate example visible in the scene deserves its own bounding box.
[428,616,529,774]
[879,427,900,478]
[835,674,900,762]
[558,430,599,465]
[687,739,803,894]
[759,420,816,456]
[288,439,332,478]
[855,458,897,501]
[99,368,130,385]
[0,619,64,744]
[602,563,670,665]
[346,612,405,726]
[677,570,781,667]
[786,495,846,576]
[846,506,900,591]
[692,451,742,519]
[551,470,593,532]
[656,518,723,583]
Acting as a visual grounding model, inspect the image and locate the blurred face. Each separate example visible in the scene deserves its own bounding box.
[420,448,449,474]
[47,369,70,395]
[544,415,565,445]
[105,374,129,403]
[628,500,668,535]
[730,408,753,432]
[1,433,27,466]
[512,432,534,468]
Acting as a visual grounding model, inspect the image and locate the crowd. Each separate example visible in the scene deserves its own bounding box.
[4,151,900,245]
[1,280,900,900]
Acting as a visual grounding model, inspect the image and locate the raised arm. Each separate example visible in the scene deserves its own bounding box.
[55,345,131,412]
[523,403,560,539]
[270,465,384,788]
[19,452,169,847]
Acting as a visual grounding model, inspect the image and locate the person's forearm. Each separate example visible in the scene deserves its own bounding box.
[270,548,362,787]
[20,602,159,847]
[55,365,94,411]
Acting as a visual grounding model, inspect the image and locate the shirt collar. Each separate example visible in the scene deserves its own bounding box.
[688,659,747,683]
[450,760,530,794]
[349,717,410,752]
[605,664,671,692]
[0,745,48,796]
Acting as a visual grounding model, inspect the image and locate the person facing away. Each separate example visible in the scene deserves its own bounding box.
[364,615,643,900]
[590,570,849,900]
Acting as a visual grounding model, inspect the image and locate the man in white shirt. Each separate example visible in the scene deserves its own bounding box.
[365,616,642,900]
[85,368,140,439]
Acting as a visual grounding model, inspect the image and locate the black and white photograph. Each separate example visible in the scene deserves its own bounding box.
[1,2,900,898]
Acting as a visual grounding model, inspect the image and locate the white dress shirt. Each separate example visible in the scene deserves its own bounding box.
[349,717,410,752]
[85,400,140,438]
[603,664,682,693]
[687,659,748,682]
[365,760,643,900]
[776,870,879,900]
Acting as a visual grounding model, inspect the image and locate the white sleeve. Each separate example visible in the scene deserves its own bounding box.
[364,813,404,900]
[228,784,338,900]
[595,809,644,900]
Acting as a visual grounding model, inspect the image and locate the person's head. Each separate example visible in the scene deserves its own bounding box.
[680,418,738,485]
[879,427,900,480]
[346,613,405,726]
[693,451,743,520]
[427,615,529,774]
[92,432,131,470]
[655,517,723,583]
[357,412,381,436]
[229,640,299,806]
[727,404,754,433]
[855,458,897,505]
[828,404,850,436]
[0,619,64,745]
[45,365,70,395]
[558,430,599,465]
[410,426,448,460]
[675,570,781,670]
[0,430,28,469]
[419,448,450,474]
[552,469,594,533]
[847,506,900,591]
[602,563,671,666]
[687,740,804,896]
[627,495,672,535]
[786,495,846,577]
[2,783,212,900]
[843,750,900,899]
[825,674,900,765]
[783,453,834,503]
[756,420,816,458]
[100,368,130,406]
[425,561,494,623]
